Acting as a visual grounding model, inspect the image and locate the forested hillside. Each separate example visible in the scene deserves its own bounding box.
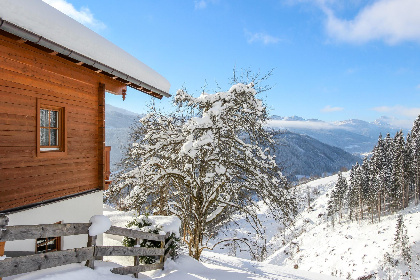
[271,131,361,180]
[327,116,420,224]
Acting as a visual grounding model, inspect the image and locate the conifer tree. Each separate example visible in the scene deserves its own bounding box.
[383,133,394,211]
[393,215,412,266]
[411,116,420,205]
[371,134,385,221]
[334,172,348,221]
[382,215,412,279]
[392,131,406,210]
[347,164,359,221]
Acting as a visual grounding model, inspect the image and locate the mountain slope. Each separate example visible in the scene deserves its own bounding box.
[268,116,403,156]
[105,104,142,170]
[272,131,361,180]
[210,173,420,279]
[266,174,420,279]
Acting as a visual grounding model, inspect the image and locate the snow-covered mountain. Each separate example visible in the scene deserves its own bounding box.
[105,105,360,179]
[268,116,404,156]
[105,104,143,170]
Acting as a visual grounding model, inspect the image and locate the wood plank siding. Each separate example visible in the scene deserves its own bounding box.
[0,32,126,212]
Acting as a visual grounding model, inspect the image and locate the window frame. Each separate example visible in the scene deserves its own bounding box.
[35,221,62,254]
[36,99,67,157]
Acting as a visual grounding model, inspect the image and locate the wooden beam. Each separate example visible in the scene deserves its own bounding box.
[0,223,90,242]
[98,83,105,190]
[105,226,165,241]
[0,247,94,278]
[94,246,164,257]
[111,263,164,275]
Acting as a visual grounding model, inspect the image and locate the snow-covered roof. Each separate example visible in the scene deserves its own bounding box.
[0,0,170,98]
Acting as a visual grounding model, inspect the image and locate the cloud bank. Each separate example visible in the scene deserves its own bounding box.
[372,105,420,119]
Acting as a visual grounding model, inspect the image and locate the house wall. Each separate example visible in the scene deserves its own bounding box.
[4,191,104,252]
[0,31,125,212]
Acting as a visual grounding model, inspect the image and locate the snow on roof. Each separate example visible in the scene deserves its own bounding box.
[0,0,170,98]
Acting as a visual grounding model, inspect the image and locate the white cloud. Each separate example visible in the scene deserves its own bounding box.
[322,0,420,44]
[42,0,106,30]
[372,105,420,118]
[245,30,281,45]
[194,0,218,10]
[195,0,207,9]
[321,105,344,112]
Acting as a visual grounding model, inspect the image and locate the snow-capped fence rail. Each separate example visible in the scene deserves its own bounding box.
[0,219,174,279]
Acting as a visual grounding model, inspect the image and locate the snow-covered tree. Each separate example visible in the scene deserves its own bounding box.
[382,215,412,279]
[370,134,385,221]
[347,164,359,221]
[411,116,420,205]
[327,172,348,223]
[107,82,296,260]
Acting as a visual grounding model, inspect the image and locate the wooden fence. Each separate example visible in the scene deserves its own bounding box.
[0,215,175,279]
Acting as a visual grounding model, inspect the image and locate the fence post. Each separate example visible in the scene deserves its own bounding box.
[0,214,9,280]
[85,235,97,269]
[133,238,140,278]
[159,238,165,269]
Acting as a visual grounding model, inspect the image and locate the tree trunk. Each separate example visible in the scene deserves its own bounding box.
[378,191,381,222]
[416,172,420,205]
[359,187,363,221]
[191,222,204,260]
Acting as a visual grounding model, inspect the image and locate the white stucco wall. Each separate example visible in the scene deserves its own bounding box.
[4,191,103,252]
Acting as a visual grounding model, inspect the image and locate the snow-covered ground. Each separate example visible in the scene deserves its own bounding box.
[6,254,340,280]
[7,205,339,280]
[6,174,419,279]
[266,174,420,279]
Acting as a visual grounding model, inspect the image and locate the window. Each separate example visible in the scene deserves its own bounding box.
[40,108,60,150]
[35,236,61,253]
[37,99,66,156]
[35,222,62,253]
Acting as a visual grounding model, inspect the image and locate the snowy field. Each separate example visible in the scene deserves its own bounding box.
[6,205,339,280]
[6,174,420,279]
[266,174,420,279]
[5,254,340,280]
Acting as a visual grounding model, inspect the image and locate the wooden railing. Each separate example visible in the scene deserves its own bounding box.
[0,216,175,279]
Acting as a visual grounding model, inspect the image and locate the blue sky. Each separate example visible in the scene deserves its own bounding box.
[43,0,420,129]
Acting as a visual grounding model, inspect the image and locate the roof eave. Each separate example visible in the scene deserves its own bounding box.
[0,18,171,99]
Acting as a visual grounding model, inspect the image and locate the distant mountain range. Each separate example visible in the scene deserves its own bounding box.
[268,116,405,156]
[105,105,382,179]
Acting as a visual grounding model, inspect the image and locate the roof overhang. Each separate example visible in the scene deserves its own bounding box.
[0,0,171,99]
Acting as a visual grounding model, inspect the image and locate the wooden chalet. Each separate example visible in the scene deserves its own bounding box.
[0,0,170,255]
